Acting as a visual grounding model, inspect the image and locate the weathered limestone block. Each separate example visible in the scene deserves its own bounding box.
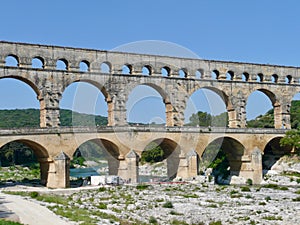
[47,152,70,188]
[117,150,139,183]
[251,148,262,184]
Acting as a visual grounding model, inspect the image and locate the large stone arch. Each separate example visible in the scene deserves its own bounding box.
[141,137,181,179]
[60,79,113,126]
[70,138,120,175]
[0,139,50,185]
[262,136,292,175]
[0,75,45,127]
[185,86,232,127]
[245,88,283,128]
[125,82,174,126]
[201,136,245,182]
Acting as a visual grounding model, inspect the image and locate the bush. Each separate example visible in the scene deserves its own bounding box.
[246,179,253,186]
[163,201,173,208]
[136,184,149,190]
[149,216,158,224]
[141,143,165,164]
[241,186,251,192]
[30,191,39,198]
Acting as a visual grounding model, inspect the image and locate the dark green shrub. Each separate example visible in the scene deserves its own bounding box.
[163,201,173,208]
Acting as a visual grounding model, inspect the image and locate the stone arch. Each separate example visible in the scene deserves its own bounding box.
[262,136,292,176]
[272,74,279,83]
[122,64,133,75]
[56,58,68,70]
[141,138,181,180]
[178,68,188,78]
[185,86,232,127]
[71,138,120,176]
[256,73,264,82]
[161,66,171,77]
[79,60,90,72]
[125,82,174,126]
[286,75,293,84]
[61,79,113,126]
[5,54,19,67]
[226,71,234,80]
[246,88,280,128]
[201,136,245,183]
[142,65,152,75]
[0,139,50,185]
[32,56,45,69]
[0,76,45,127]
[242,72,250,82]
[100,61,112,73]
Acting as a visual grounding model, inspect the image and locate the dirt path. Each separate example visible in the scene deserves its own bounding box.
[0,192,73,225]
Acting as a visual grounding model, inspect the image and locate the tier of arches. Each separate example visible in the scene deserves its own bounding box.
[0,134,291,186]
[3,54,299,84]
[0,73,297,128]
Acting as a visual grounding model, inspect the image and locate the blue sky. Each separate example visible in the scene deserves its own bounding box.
[0,0,300,123]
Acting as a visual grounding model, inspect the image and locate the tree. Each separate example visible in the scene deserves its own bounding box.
[141,142,165,164]
[280,129,300,153]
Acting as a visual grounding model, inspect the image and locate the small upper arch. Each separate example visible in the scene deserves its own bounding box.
[100,61,112,73]
[242,72,250,81]
[178,68,188,78]
[5,54,19,67]
[211,69,219,79]
[195,69,204,79]
[161,66,171,77]
[256,73,264,82]
[79,60,90,72]
[122,64,133,75]
[285,75,293,84]
[142,65,152,75]
[56,58,69,71]
[271,74,278,83]
[32,56,45,69]
[226,71,234,80]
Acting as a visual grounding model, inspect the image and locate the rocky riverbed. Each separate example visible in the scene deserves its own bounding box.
[1,155,300,224]
[2,181,300,225]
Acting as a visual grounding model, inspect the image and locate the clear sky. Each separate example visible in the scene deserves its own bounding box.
[0,0,300,124]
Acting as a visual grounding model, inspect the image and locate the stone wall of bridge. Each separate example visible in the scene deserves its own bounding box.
[0,41,299,129]
[0,127,287,187]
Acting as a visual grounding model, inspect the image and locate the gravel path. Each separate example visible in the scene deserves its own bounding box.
[0,192,72,225]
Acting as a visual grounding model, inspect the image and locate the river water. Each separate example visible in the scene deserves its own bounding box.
[70,167,168,183]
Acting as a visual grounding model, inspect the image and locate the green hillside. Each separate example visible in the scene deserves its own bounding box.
[247,100,300,128]
[0,109,108,128]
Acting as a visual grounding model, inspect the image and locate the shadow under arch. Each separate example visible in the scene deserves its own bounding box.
[185,86,231,127]
[141,138,181,180]
[61,79,113,126]
[0,139,49,186]
[126,82,174,126]
[262,137,292,176]
[201,137,245,183]
[71,138,120,176]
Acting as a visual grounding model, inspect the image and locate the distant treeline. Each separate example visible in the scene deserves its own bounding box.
[0,109,108,128]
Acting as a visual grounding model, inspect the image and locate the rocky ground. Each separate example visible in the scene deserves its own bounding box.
[1,180,300,225]
[0,155,299,225]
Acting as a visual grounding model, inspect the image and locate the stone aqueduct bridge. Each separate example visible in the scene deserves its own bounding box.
[0,41,298,188]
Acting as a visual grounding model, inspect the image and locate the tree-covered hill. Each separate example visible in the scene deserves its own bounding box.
[0,109,108,128]
[187,100,300,129]
[247,100,300,128]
